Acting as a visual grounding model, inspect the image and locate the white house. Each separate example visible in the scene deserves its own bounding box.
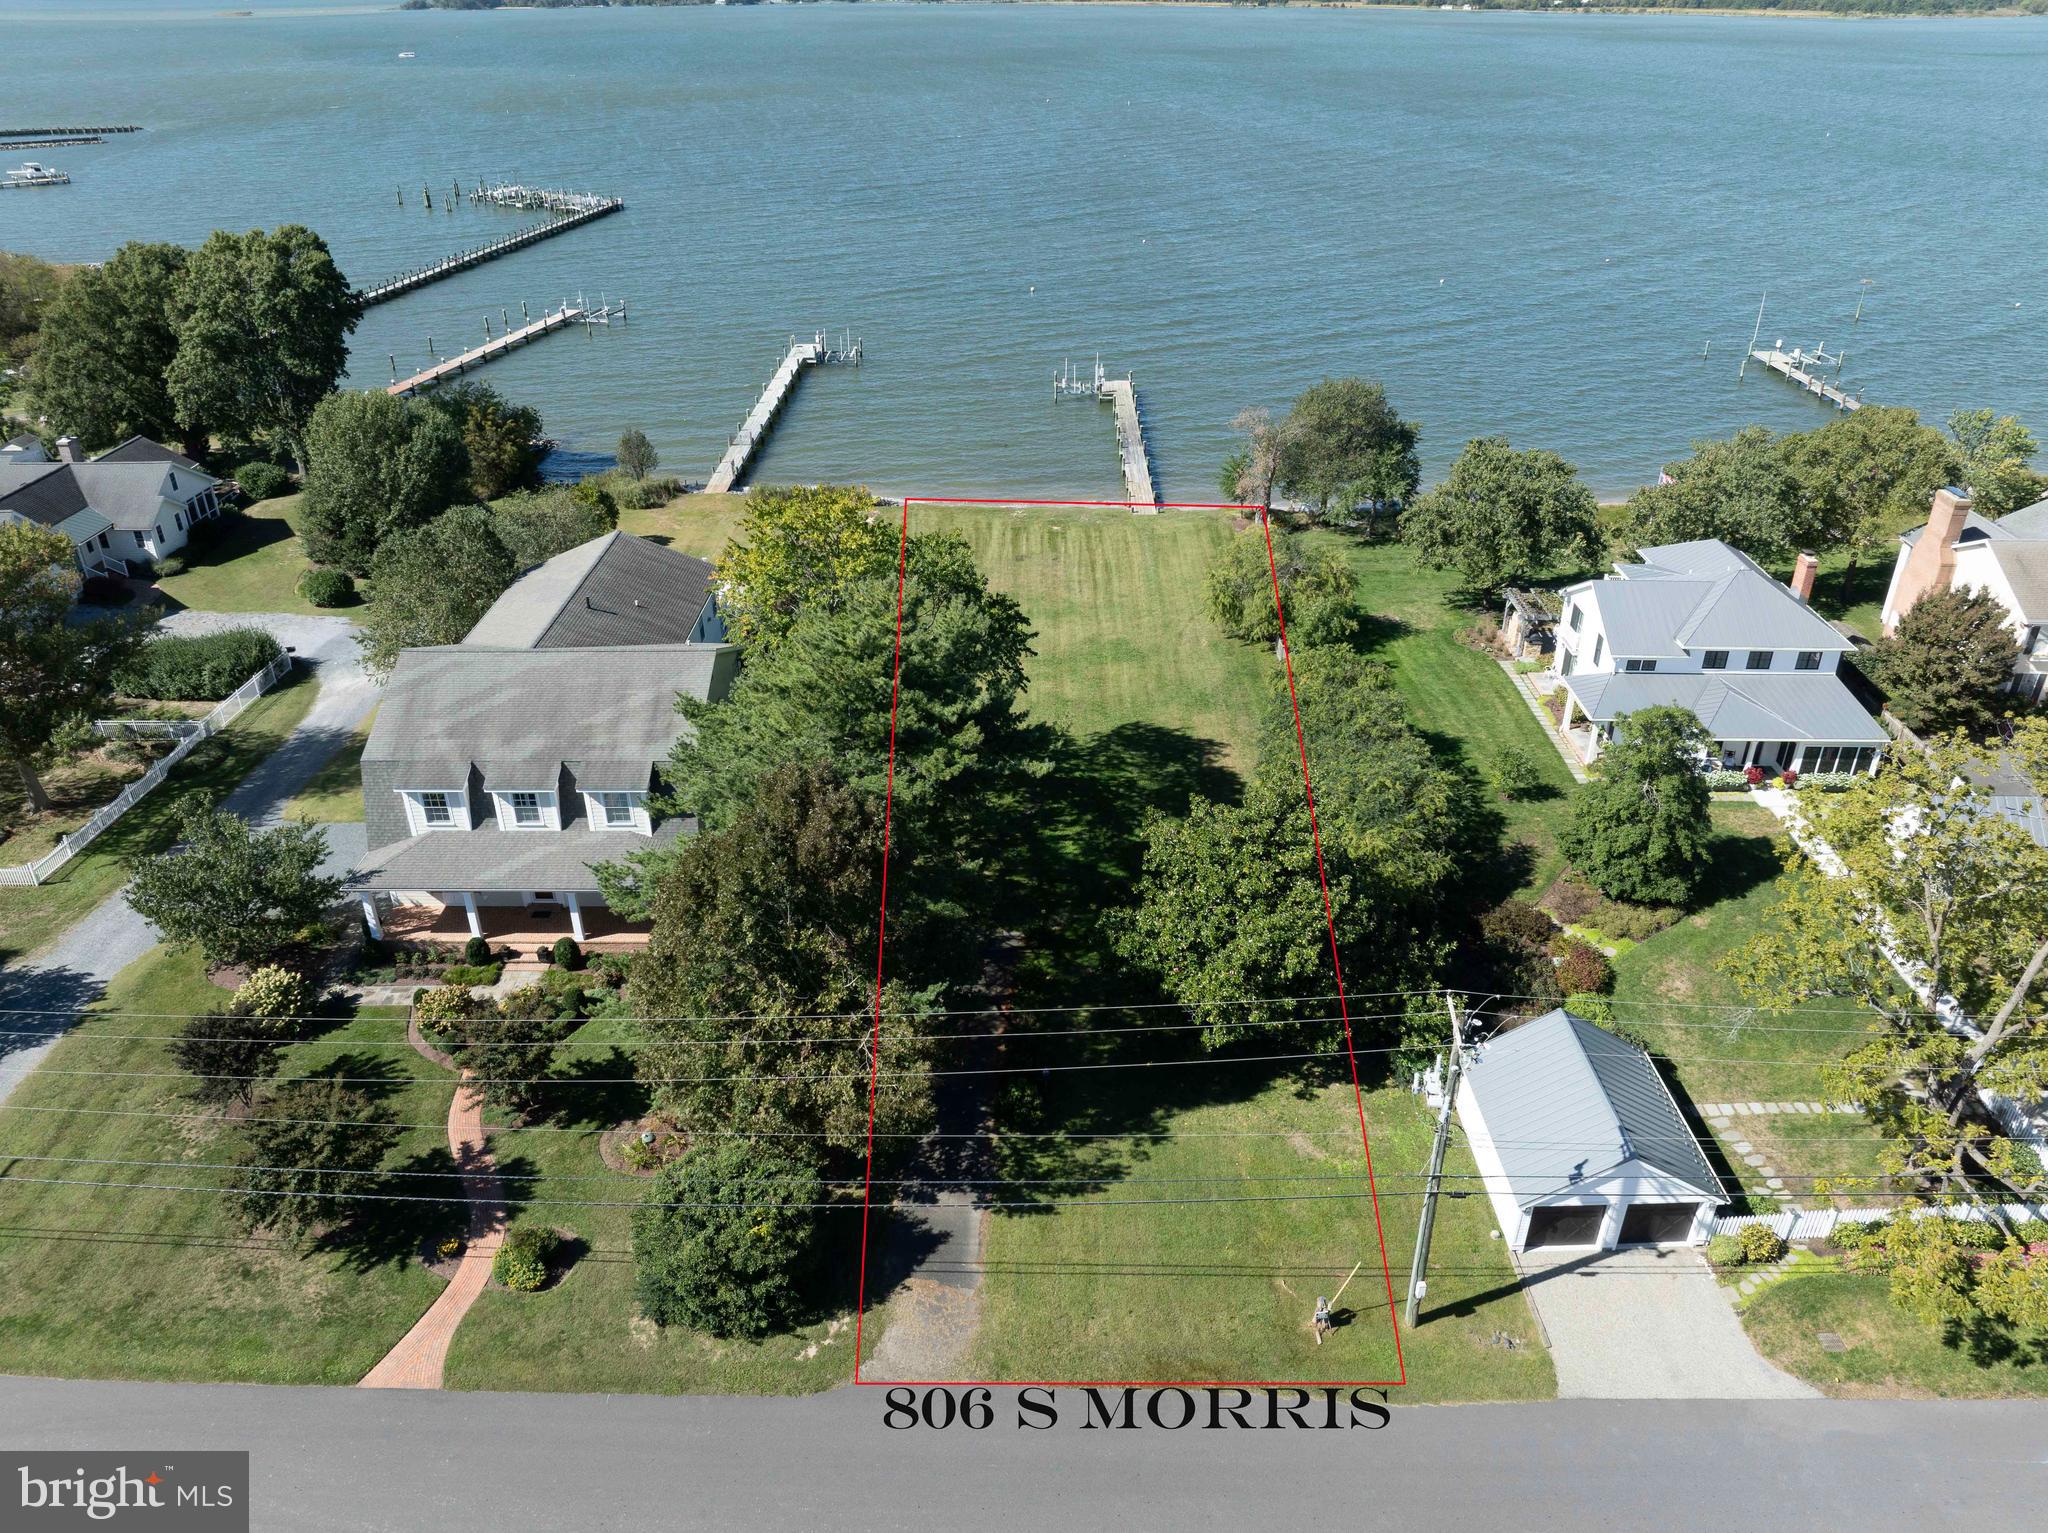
[1457,1009,1725,1253]
[0,435,224,576]
[1546,538,1887,776]
[1879,486,2048,705]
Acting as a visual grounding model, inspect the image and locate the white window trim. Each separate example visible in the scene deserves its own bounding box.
[493,789,560,832]
[583,790,652,836]
[400,787,467,835]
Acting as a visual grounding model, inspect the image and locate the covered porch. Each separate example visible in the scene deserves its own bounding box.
[365,892,651,959]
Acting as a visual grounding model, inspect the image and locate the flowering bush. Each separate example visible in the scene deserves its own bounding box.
[1703,769,1750,791]
[1743,764,1766,787]
[1794,771,1863,792]
[1780,769,1800,788]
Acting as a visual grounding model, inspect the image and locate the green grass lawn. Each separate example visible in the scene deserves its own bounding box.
[0,752,149,865]
[1741,1267,2048,1397]
[966,1073,1554,1400]
[618,490,749,557]
[0,669,320,964]
[0,945,450,1385]
[280,710,374,825]
[151,497,328,616]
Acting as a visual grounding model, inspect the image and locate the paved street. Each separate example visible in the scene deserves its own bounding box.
[0,1375,2041,1530]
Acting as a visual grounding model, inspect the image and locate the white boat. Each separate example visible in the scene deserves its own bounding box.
[2,161,69,187]
[398,51,416,59]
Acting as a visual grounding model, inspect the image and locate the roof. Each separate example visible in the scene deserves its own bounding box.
[1998,496,2048,538]
[1462,1009,1722,1209]
[1564,670,1887,745]
[1979,541,2048,624]
[462,532,718,649]
[2,433,45,458]
[362,644,737,784]
[350,822,688,895]
[91,436,204,473]
[0,463,88,527]
[0,455,216,533]
[1574,539,1848,659]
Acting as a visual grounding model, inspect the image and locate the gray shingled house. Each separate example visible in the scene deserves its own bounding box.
[349,533,738,955]
[0,434,224,577]
[1456,1009,1725,1252]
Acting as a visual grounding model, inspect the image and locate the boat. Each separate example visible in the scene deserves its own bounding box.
[398,51,416,59]
[2,162,70,187]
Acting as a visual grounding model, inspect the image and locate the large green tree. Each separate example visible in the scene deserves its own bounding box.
[492,480,618,568]
[164,225,359,467]
[30,242,191,452]
[358,506,519,672]
[1947,408,2045,519]
[299,390,471,576]
[1204,524,1359,647]
[711,484,918,651]
[0,523,145,810]
[229,1079,396,1246]
[1859,585,2022,735]
[1559,705,1714,906]
[1272,377,1421,531]
[1403,436,1601,593]
[0,249,65,370]
[169,1012,281,1111]
[126,805,342,969]
[425,380,543,501]
[1620,426,1809,562]
[1782,406,1956,584]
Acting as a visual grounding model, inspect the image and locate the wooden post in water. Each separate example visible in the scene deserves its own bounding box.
[1740,291,1766,380]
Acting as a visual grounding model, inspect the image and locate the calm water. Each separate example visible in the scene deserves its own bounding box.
[2,2,2045,499]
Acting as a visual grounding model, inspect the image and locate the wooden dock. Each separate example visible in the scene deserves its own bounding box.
[386,299,622,397]
[1053,359,1159,510]
[358,197,623,308]
[704,331,862,494]
[0,135,101,149]
[1750,346,1863,412]
[0,124,139,136]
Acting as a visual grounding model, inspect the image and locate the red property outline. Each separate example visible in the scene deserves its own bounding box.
[852,496,1408,1389]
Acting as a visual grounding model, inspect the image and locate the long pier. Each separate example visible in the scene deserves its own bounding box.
[0,136,102,149]
[1053,359,1159,510]
[386,299,623,397]
[1750,346,1863,412]
[358,197,624,308]
[0,125,140,136]
[704,331,862,494]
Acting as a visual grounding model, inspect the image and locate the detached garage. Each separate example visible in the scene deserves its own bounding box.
[1456,1008,1725,1254]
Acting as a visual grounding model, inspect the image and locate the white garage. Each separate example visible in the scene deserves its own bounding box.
[1456,1008,1725,1253]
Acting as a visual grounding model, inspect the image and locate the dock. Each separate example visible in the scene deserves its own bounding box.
[1750,345,1863,412]
[0,125,139,136]
[386,298,624,397]
[358,196,624,308]
[704,331,863,494]
[1,170,70,189]
[468,181,616,216]
[1053,359,1159,510]
[0,136,102,149]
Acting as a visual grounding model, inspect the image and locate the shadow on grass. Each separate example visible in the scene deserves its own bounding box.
[1698,823,1787,909]
[536,1044,647,1131]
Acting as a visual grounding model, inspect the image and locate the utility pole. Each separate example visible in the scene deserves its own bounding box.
[1404,994,1465,1328]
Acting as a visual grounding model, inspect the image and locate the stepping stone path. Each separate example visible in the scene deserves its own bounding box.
[1734,1249,1805,1300]
[1706,1113,1805,1206]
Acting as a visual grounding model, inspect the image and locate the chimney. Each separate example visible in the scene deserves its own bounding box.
[1883,487,1972,635]
[54,435,82,463]
[1790,550,1819,604]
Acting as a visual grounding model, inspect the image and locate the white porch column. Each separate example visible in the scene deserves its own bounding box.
[460,891,482,939]
[359,895,384,941]
[566,891,587,944]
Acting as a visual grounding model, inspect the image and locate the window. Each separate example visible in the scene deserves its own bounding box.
[1746,651,1774,671]
[152,525,162,542]
[173,512,184,532]
[508,792,543,826]
[1591,635,1604,667]
[1623,658,1657,673]
[403,789,465,834]
[132,530,145,547]
[418,792,453,826]
[1568,603,1583,633]
[1795,651,1822,671]
[1560,649,1575,677]
[1702,650,1728,670]
[493,790,557,832]
[592,791,637,829]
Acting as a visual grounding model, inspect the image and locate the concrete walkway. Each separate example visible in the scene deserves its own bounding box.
[1519,1246,1819,1399]
[0,612,371,1104]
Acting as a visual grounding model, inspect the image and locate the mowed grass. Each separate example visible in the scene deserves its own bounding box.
[151,497,325,616]
[280,709,375,825]
[966,1074,1554,1400]
[0,669,319,964]
[618,491,750,559]
[0,946,451,1384]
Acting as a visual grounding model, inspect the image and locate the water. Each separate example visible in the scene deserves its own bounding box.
[2,2,2044,500]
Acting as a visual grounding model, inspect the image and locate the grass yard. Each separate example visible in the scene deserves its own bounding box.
[0,752,151,866]
[151,497,327,616]
[1741,1267,2048,1398]
[280,710,375,824]
[965,1072,1554,1400]
[618,490,749,557]
[0,946,451,1385]
[0,669,320,964]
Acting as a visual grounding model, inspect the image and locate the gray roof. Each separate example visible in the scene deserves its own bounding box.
[2,433,44,457]
[92,435,204,472]
[363,644,738,787]
[1997,496,2048,538]
[1900,507,2006,549]
[463,532,718,650]
[1564,670,1887,745]
[1574,539,1848,660]
[351,822,688,895]
[1982,542,2048,623]
[1462,1009,1722,1209]
[0,463,88,526]
[0,456,215,534]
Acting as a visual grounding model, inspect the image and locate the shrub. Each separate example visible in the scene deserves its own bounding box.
[634,1143,828,1338]
[1703,768,1749,791]
[231,965,313,1032]
[1831,1217,1888,1252]
[1794,771,1862,792]
[235,461,292,502]
[1743,764,1766,787]
[79,573,131,605]
[154,553,188,578]
[113,627,284,701]
[414,985,484,1038]
[435,1234,465,1261]
[1780,769,1800,788]
[551,936,584,971]
[1736,1224,1788,1264]
[1490,748,1545,802]
[493,1224,559,1292]
[1480,898,1556,953]
[1706,1233,1745,1268]
[464,934,491,967]
[1949,1218,2005,1252]
[440,962,501,987]
[296,567,356,607]
[1563,991,1615,1024]
[2015,1219,2048,1247]
[1552,938,1613,995]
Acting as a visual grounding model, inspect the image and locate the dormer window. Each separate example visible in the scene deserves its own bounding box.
[402,788,466,834]
[493,790,559,831]
[1702,651,1728,670]
[1622,658,1657,673]
[585,790,651,835]
[1795,651,1822,671]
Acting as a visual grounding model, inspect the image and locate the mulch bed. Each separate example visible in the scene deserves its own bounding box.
[599,1117,689,1176]
[406,1012,459,1072]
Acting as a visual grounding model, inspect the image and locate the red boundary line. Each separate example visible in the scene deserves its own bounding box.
[852,496,1408,1390]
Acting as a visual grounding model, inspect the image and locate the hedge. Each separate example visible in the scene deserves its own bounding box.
[113,627,284,701]
[235,461,293,501]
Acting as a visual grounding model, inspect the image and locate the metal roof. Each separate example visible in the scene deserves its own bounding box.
[462,532,718,650]
[1462,1009,1723,1209]
[1564,670,1887,744]
[1580,539,1848,658]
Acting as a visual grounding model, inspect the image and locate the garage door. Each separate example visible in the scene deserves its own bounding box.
[1524,1205,1606,1249]
[1617,1202,1699,1246]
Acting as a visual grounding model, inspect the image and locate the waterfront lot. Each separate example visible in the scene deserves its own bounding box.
[151,497,326,616]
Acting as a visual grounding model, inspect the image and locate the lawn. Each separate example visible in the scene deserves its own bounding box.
[280,709,375,824]
[618,489,749,557]
[1741,1267,2048,1397]
[0,945,451,1384]
[151,496,327,616]
[0,669,320,964]
[0,751,151,866]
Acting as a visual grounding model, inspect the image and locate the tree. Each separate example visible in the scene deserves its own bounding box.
[1205,524,1358,646]
[1844,1208,2048,1335]
[1620,427,1807,562]
[0,249,66,369]
[1858,585,2021,735]
[1219,406,1284,508]
[1402,437,1601,594]
[30,242,190,451]
[619,762,934,1153]
[228,1079,396,1245]
[426,381,542,501]
[169,1012,280,1110]
[358,506,519,672]
[1783,406,1956,584]
[1273,378,1421,532]
[299,390,472,576]
[1559,705,1714,906]
[0,523,146,810]
[617,427,658,481]
[456,986,562,1118]
[125,806,341,970]
[1947,408,2046,519]
[164,225,359,467]
[1726,727,2048,1219]
[632,1142,828,1339]
[491,480,618,568]
[711,484,899,650]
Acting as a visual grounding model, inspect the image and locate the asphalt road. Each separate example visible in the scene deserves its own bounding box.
[2,1376,2042,1531]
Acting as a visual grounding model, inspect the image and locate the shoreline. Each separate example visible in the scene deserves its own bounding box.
[401,1,2048,23]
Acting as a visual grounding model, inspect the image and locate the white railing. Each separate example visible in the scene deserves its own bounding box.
[0,654,295,887]
[1708,1202,2048,1245]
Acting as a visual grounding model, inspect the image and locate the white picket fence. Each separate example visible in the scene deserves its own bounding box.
[0,654,296,887]
[1709,1202,2048,1245]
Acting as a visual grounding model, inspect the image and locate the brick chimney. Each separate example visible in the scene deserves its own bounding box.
[1884,487,1972,635]
[54,435,82,463]
[1790,550,1819,604]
